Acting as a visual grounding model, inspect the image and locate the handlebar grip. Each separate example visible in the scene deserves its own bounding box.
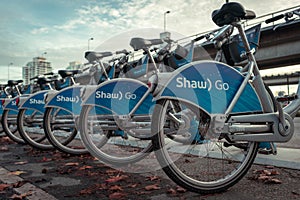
[116,49,129,55]
[265,14,284,24]
[30,76,39,81]
[44,72,54,76]
[193,35,205,42]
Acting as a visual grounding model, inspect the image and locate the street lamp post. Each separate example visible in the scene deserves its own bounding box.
[88,37,94,50]
[164,11,171,32]
[8,62,13,80]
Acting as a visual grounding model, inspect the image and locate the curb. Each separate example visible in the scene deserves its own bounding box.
[0,167,58,200]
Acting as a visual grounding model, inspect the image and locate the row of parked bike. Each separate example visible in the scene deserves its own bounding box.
[1,2,300,194]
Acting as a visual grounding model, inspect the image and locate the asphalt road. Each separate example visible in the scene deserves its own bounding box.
[0,117,300,199]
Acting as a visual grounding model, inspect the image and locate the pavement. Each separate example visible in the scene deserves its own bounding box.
[0,117,300,199]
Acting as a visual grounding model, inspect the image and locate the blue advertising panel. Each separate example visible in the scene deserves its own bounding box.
[84,79,154,115]
[20,91,48,113]
[157,61,262,114]
[46,86,82,115]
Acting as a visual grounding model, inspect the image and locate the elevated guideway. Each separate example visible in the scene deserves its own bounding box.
[193,5,300,70]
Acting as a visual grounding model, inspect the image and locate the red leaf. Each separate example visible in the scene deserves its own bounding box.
[0,184,10,191]
[262,170,272,176]
[65,162,79,166]
[146,176,160,181]
[41,157,52,162]
[176,186,187,193]
[109,192,127,199]
[145,184,161,191]
[105,175,128,183]
[166,188,177,195]
[79,188,94,195]
[266,178,282,184]
[79,165,93,170]
[109,185,123,191]
[271,170,280,175]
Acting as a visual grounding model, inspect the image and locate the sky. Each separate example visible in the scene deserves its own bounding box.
[0,0,300,85]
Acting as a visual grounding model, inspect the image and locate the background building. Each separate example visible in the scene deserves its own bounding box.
[66,61,81,70]
[22,57,52,84]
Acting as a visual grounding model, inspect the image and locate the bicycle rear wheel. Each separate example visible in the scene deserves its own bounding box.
[44,107,88,155]
[151,99,258,194]
[79,105,153,166]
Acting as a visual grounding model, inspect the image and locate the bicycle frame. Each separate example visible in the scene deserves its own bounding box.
[152,22,298,143]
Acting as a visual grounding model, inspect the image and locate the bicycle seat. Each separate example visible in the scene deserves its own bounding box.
[37,77,52,85]
[130,38,163,51]
[58,70,81,79]
[212,2,256,27]
[7,80,23,86]
[85,51,113,62]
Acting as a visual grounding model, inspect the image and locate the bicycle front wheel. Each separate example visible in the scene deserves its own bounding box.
[2,109,25,144]
[44,107,88,155]
[17,108,54,150]
[79,105,153,166]
[151,99,258,194]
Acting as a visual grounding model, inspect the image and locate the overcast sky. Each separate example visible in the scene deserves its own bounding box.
[0,0,299,83]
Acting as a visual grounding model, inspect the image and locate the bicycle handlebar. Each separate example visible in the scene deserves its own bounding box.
[116,49,130,55]
[265,14,285,24]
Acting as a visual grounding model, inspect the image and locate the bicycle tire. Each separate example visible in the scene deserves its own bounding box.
[151,99,259,194]
[2,109,25,144]
[17,108,54,150]
[44,107,88,155]
[79,104,153,166]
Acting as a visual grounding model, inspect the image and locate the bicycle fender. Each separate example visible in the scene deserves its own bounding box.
[45,85,82,115]
[2,97,19,112]
[82,78,155,115]
[18,90,48,113]
[155,61,262,114]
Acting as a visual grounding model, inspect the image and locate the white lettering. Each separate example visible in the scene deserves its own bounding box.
[125,92,136,99]
[56,95,79,103]
[96,91,119,99]
[215,80,229,91]
[176,77,207,89]
[29,99,45,104]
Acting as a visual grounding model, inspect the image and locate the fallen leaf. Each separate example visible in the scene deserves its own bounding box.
[0,184,10,191]
[109,185,123,191]
[266,178,282,184]
[12,181,27,188]
[0,146,9,151]
[106,169,122,175]
[10,192,32,200]
[262,170,272,176]
[79,188,94,195]
[166,188,177,195]
[109,192,127,199]
[65,162,79,166]
[145,184,161,191]
[105,175,128,183]
[176,186,187,193]
[8,171,26,176]
[146,176,160,181]
[14,161,28,165]
[258,175,270,181]
[79,165,93,170]
[271,170,280,175]
[41,157,52,162]
[130,183,138,188]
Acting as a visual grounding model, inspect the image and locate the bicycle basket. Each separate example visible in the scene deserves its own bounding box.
[226,24,261,64]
